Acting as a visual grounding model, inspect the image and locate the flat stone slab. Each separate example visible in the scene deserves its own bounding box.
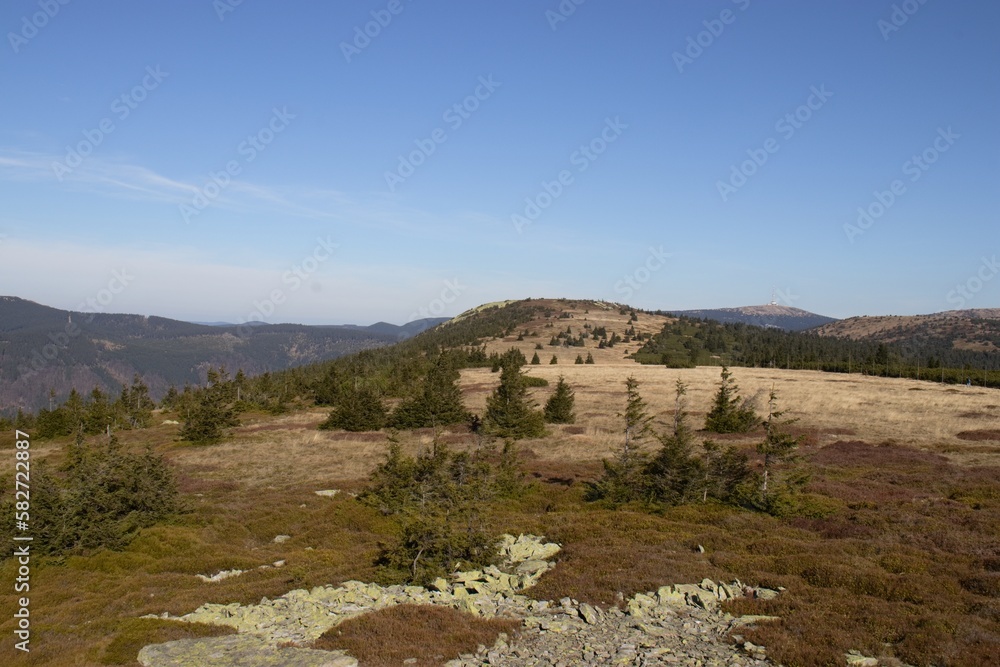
[137,635,357,667]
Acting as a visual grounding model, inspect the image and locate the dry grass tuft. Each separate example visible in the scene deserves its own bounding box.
[312,604,519,666]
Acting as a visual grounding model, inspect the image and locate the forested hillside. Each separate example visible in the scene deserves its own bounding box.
[0,296,442,413]
[635,314,999,387]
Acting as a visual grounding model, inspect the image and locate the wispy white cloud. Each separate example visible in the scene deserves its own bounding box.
[0,148,358,223]
[0,148,505,243]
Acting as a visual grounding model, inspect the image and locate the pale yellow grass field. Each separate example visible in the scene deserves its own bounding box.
[465,364,1000,464]
[158,362,1000,492]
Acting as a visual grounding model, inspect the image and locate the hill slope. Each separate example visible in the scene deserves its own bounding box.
[813,309,1000,353]
[0,296,444,412]
[668,304,837,331]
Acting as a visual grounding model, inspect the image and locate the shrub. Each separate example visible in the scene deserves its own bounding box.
[1,434,179,556]
[360,437,522,584]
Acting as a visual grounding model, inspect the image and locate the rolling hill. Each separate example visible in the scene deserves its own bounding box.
[666,304,837,331]
[0,296,445,412]
[813,309,1000,353]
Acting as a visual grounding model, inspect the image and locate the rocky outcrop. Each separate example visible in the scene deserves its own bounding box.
[140,534,561,658]
[140,535,784,666]
[446,587,780,667]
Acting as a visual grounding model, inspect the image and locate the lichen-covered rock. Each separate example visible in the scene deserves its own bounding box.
[845,650,879,666]
[140,539,779,667]
[137,635,356,667]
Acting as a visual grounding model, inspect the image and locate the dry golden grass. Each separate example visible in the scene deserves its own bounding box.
[461,364,1000,466]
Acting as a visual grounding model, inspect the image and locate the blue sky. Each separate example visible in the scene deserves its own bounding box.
[0,0,997,324]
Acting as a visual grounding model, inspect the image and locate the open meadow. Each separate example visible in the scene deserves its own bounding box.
[2,308,999,666]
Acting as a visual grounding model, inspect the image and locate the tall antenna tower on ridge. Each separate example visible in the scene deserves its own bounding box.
[770,288,777,306]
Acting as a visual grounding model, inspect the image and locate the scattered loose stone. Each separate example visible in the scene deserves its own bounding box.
[196,569,246,583]
[845,649,879,666]
[754,587,779,600]
[314,490,340,497]
[273,535,291,544]
[141,535,781,666]
[196,561,287,583]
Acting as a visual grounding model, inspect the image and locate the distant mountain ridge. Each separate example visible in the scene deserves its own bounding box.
[0,296,445,412]
[666,304,838,331]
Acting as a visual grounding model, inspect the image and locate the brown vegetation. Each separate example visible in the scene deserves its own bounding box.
[957,430,1000,441]
[313,604,519,666]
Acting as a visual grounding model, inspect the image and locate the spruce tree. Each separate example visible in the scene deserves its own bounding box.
[585,352,595,364]
[85,387,112,435]
[549,355,558,364]
[482,360,545,439]
[313,365,345,406]
[575,354,584,364]
[757,386,805,507]
[390,355,470,428]
[25,434,179,555]
[62,389,86,432]
[320,385,387,432]
[702,440,757,507]
[120,374,155,429]
[530,352,541,365]
[161,386,179,410]
[179,367,239,444]
[645,380,703,505]
[705,366,758,433]
[588,376,652,504]
[543,376,575,424]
